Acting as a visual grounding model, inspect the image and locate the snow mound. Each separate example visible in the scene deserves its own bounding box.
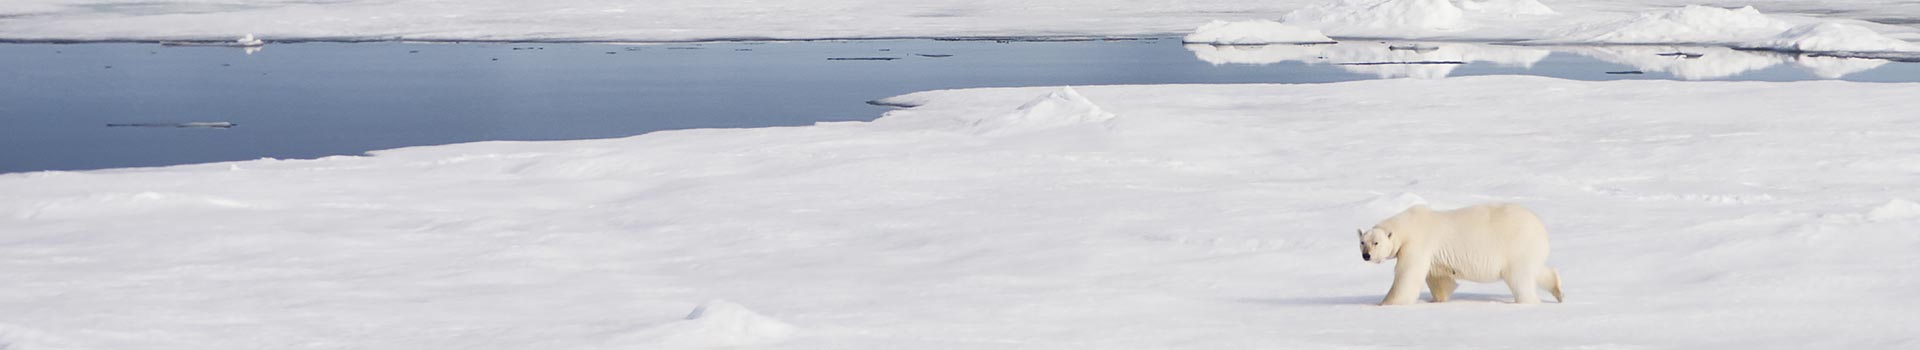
[968,86,1116,135]
[1183,20,1335,45]
[1355,192,1428,221]
[1283,0,1468,37]
[642,300,797,348]
[1742,23,1920,53]
[1867,199,1920,222]
[1458,0,1556,16]
[1553,5,1792,44]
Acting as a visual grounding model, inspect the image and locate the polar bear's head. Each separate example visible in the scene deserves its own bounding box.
[1357,228,1397,264]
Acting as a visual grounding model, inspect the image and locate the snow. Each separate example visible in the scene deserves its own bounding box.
[1530,5,1920,54]
[5,76,1920,349]
[1548,5,1793,45]
[1742,22,1920,53]
[235,34,263,47]
[1183,40,1902,80]
[1456,0,1556,16]
[1868,199,1920,222]
[1281,0,1470,37]
[1182,20,1335,45]
[630,300,798,348]
[966,86,1117,136]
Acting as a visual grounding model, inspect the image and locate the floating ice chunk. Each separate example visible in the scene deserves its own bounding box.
[641,300,797,348]
[1551,5,1791,44]
[1741,23,1920,53]
[967,86,1116,135]
[236,33,264,47]
[1182,20,1335,45]
[1283,0,1468,36]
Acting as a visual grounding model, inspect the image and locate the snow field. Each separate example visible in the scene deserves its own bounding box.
[4,76,1919,348]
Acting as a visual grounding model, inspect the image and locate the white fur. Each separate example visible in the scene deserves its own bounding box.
[1358,203,1563,305]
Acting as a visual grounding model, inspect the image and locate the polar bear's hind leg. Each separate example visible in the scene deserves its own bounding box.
[1426,274,1458,302]
[1506,266,1543,304]
[1538,267,1563,302]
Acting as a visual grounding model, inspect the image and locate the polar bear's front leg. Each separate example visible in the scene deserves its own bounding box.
[1381,256,1432,305]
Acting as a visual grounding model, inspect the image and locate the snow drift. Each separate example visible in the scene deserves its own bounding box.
[633,300,798,348]
[1182,20,1335,45]
[1551,5,1792,45]
[1742,22,1920,53]
[1540,5,1920,54]
[1282,0,1471,37]
[1457,0,1555,16]
[965,86,1116,135]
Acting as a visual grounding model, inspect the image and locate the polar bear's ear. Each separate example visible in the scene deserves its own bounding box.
[1357,229,1365,237]
[1386,230,1393,238]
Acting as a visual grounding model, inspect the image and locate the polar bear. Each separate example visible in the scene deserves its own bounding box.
[1358,203,1563,305]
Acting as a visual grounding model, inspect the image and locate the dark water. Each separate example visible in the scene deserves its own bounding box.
[3,39,1918,173]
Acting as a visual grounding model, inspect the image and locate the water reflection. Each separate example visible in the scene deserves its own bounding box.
[1559,46,1780,80]
[1791,55,1887,79]
[1185,41,1895,80]
[1186,42,1548,79]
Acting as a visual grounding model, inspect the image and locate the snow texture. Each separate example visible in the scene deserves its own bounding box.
[966,86,1116,136]
[1742,22,1920,53]
[1456,0,1556,16]
[1182,20,1335,45]
[1537,5,1920,53]
[5,76,1920,349]
[1282,0,1470,37]
[630,300,798,348]
[1550,5,1793,44]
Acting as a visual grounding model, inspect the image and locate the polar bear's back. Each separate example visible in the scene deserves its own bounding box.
[1435,203,1551,273]
[1445,203,1548,241]
[1382,203,1550,282]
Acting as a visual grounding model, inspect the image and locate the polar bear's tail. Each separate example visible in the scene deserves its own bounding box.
[1538,267,1564,303]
